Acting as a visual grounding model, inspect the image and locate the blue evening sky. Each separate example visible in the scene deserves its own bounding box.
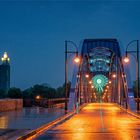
[0,0,139,89]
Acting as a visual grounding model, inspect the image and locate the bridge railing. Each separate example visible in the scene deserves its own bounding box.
[23,98,67,108]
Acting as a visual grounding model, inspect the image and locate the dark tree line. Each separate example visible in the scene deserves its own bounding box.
[0,82,71,99]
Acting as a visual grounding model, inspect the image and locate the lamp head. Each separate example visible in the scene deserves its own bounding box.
[123,51,129,63]
[85,74,89,78]
[74,52,80,63]
[123,56,129,63]
[112,74,117,78]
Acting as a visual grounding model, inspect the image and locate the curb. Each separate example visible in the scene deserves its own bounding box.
[17,111,75,140]
[17,103,87,140]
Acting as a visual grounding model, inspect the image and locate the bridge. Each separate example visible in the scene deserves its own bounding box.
[16,38,140,140]
[68,39,129,111]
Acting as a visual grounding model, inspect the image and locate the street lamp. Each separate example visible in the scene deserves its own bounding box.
[89,81,92,84]
[65,40,80,112]
[74,54,80,63]
[85,74,89,78]
[112,73,117,78]
[123,40,139,110]
[123,56,130,63]
[36,95,41,100]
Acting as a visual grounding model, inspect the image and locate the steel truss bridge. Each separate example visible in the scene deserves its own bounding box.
[68,38,129,111]
[18,39,140,140]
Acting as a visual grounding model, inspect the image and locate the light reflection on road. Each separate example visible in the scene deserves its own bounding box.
[0,107,65,129]
[34,103,140,140]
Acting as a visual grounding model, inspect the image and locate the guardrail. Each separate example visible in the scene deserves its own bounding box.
[24,98,68,108]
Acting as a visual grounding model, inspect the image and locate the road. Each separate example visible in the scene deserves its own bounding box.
[34,103,140,140]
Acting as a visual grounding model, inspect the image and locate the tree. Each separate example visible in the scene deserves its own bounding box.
[23,84,57,99]
[22,89,32,99]
[8,87,22,99]
[0,89,6,98]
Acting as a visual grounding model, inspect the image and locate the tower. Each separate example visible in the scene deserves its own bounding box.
[0,52,10,91]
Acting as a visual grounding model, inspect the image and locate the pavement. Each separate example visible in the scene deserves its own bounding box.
[0,107,65,140]
[33,103,140,140]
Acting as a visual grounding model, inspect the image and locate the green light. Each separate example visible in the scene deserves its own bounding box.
[97,79,102,84]
[92,74,108,94]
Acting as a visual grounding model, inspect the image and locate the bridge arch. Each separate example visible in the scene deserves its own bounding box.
[68,39,129,111]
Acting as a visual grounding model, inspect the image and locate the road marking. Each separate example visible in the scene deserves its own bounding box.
[100,102,105,132]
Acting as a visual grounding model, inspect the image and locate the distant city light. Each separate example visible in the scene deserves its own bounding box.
[1,52,10,62]
[4,52,8,59]
[36,95,41,100]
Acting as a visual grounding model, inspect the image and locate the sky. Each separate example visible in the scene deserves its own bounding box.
[0,0,140,89]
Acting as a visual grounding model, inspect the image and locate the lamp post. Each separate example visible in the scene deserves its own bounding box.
[65,40,80,113]
[123,40,139,111]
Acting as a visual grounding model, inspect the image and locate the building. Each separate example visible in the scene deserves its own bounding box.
[0,52,10,91]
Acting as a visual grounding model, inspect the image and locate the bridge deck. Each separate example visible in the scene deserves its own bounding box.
[34,103,140,140]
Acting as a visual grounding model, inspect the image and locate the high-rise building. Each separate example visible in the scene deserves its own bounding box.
[0,52,10,91]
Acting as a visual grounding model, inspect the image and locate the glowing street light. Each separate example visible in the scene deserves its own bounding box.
[123,56,130,63]
[85,74,89,78]
[109,80,112,84]
[89,81,92,84]
[112,74,117,78]
[105,89,107,92]
[74,56,80,63]
[36,95,41,100]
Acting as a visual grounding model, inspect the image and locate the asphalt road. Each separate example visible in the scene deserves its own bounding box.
[34,103,140,140]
